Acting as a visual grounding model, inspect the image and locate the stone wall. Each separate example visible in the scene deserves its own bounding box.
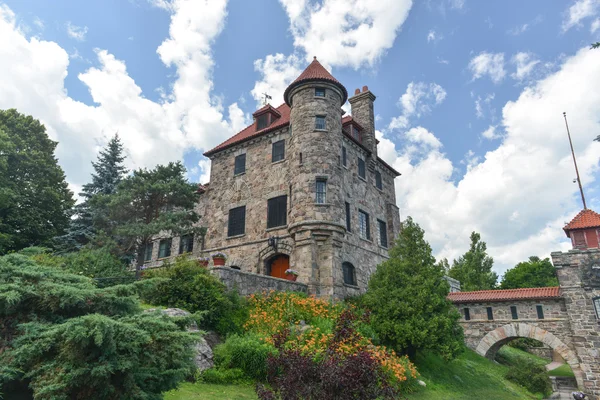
[211,266,308,296]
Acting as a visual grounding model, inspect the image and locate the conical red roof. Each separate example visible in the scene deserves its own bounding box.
[284,57,347,106]
[563,209,600,236]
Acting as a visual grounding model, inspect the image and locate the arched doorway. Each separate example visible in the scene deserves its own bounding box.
[266,254,290,279]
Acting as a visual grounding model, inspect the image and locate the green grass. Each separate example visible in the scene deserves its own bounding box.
[547,363,575,378]
[165,383,257,400]
[496,346,548,368]
[407,349,543,400]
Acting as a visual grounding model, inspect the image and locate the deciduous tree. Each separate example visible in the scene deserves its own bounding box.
[500,256,558,289]
[448,232,498,291]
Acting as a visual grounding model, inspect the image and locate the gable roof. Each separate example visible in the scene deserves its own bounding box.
[447,287,560,303]
[284,57,348,106]
[563,209,600,236]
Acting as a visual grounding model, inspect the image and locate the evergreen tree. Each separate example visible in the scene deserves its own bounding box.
[0,109,74,254]
[448,232,498,291]
[55,134,127,253]
[500,256,558,289]
[363,217,464,361]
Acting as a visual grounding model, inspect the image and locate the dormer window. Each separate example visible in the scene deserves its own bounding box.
[352,125,361,142]
[257,114,269,130]
[315,87,326,97]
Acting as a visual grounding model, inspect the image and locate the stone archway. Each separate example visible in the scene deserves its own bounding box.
[475,323,584,388]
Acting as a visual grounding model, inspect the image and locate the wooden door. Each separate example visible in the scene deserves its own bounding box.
[269,255,289,279]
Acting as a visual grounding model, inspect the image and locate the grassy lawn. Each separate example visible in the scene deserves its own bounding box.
[165,383,257,400]
[547,363,575,378]
[496,346,548,368]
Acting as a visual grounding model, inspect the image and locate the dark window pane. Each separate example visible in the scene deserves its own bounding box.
[511,306,518,320]
[345,202,351,232]
[536,305,544,319]
[487,307,493,320]
[352,126,361,142]
[359,210,370,240]
[315,87,325,97]
[378,219,387,248]
[358,157,366,179]
[267,195,287,228]
[144,243,153,262]
[234,154,246,175]
[158,239,172,258]
[228,206,246,237]
[257,114,269,130]
[342,262,356,285]
[375,171,382,190]
[316,179,326,204]
[594,297,600,319]
[342,146,347,167]
[464,308,471,321]
[179,234,194,254]
[272,140,285,162]
[315,116,326,130]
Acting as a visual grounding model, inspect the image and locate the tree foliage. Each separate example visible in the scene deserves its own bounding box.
[0,253,197,399]
[592,42,600,49]
[363,217,464,361]
[500,256,558,289]
[0,109,74,254]
[448,232,498,291]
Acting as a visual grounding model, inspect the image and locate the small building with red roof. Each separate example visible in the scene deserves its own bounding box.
[562,208,600,250]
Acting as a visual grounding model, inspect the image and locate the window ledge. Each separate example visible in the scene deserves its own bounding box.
[375,186,383,192]
[226,234,246,240]
[379,245,388,250]
[359,237,372,244]
[266,225,288,232]
[343,283,360,289]
[357,176,367,182]
[313,129,328,132]
[315,203,331,207]
[157,256,171,261]
[272,159,286,165]
[234,172,246,177]
[342,165,348,169]
[314,96,327,99]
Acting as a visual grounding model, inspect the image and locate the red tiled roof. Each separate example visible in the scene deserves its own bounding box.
[563,209,600,235]
[447,287,560,303]
[204,103,290,156]
[284,57,348,106]
[252,104,281,118]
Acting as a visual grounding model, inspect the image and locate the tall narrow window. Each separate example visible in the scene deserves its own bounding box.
[345,202,351,232]
[594,297,600,319]
[179,234,194,254]
[375,170,382,190]
[299,152,303,165]
[315,87,326,97]
[158,239,172,258]
[358,157,366,179]
[358,210,370,240]
[352,126,361,142]
[510,306,518,320]
[342,262,356,285]
[228,206,246,237]
[378,219,388,248]
[144,242,153,262]
[464,308,471,321]
[341,146,347,167]
[315,116,326,130]
[267,195,287,228]
[316,178,327,204]
[257,114,269,130]
[487,307,494,320]
[536,305,545,319]
[272,140,285,162]
[234,154,246,175]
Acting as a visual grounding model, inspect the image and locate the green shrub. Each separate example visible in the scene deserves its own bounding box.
[141,256,248,335]
[213,334,277,381]
[505,359,552,397]
[199,368,249,385]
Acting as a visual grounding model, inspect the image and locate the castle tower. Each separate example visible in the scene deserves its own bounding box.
[283,57,348,296]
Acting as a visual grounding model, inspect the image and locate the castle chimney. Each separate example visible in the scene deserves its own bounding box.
[348,86,377,157]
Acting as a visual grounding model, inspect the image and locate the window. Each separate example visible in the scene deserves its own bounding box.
[158,239,172,259]
[342,146,347,167]
[179,234,194,254]
[144,242,153,262]
[358,157,366,179]
[464,308,471,321]
[536,305,545,319]
[487,307,494,320]
[228,206,246,237]
[378,219,388,248]
[257,114,269,130]
[299,152,303,165]
[510,306,518,320]
[316,178,327,204]
[272,140,285,162]
[342,262,356,285]
[230,266,241,270]
[315,116,326,130]
[352,126,361,142]
[573,231,586,249]
[315,87,325,97]
[345,202,351,232]
[267,195,287,228]
[375,170,382,190]
[358,209,370,240]
[594,297,600,319]
[234,154,246,175]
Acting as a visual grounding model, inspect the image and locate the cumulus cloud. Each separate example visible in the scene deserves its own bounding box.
[481,125,501,140]
[511,52,540,80]
[562,0,600,32]
[250,53,303,106]
[0,1,241,187]
[468,52,506,83]
[388,82,447,131]
[378,48,600,274]
[473,92,495,119]
[66,22,88,41]
[592,17,600,32]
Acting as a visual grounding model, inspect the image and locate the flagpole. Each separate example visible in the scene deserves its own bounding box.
[563,112,587,210]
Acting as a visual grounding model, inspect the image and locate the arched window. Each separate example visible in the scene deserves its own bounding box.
[342,262,356,286]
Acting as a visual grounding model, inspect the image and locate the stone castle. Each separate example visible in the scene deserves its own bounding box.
[143,57,401,298]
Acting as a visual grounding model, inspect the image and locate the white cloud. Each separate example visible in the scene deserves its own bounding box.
[388,82,446,131]
[198,159,211,185]
[592,17,600,32]
[507,15,542,36]
[468,52,506,83]
[405,126,442,149]
[250,53,303,106]
[481,125,501,140]
[427,29,442,43]
[562,0,600,32]
[0,1,242,187]
[66,22,88,41]
[511,52,540,80]
[449,0,465,10]
[473,92,495,119]
[379,47,600,274]
[33,17,44,30]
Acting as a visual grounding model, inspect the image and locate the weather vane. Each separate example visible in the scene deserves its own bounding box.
[563,112,587,210]
[262,93,272,105]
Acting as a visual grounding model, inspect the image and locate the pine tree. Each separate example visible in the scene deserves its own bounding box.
[448,232,498,291]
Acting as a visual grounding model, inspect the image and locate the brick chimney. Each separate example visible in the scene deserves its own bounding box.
[348,86,377,157]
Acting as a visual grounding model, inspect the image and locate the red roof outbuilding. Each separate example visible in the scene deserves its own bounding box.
[447,287,561,303]
[563,208,600,237]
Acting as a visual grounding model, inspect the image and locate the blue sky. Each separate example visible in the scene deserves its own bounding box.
[1,0,599,274]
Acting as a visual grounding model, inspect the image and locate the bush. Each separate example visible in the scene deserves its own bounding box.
[200,368,249,385]
[213,334,277,381]
[505,359,552,397]
[141,256,248,335]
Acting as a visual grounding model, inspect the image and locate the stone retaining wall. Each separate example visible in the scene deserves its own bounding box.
[210,266,308,296]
